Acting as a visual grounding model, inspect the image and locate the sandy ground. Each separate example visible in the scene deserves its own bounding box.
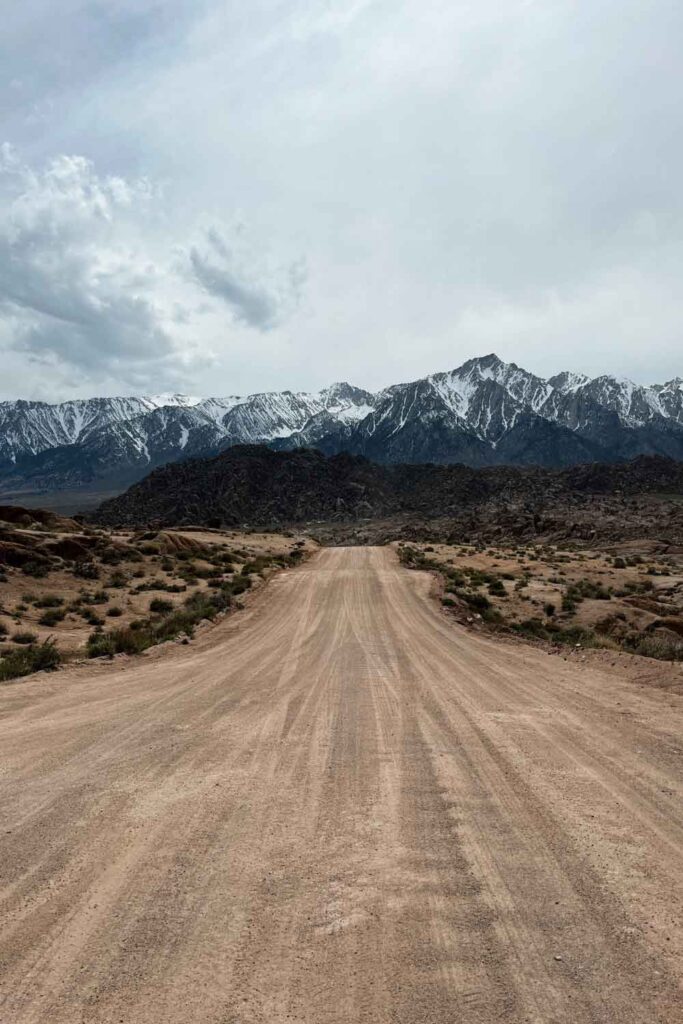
[0,546,681,1024]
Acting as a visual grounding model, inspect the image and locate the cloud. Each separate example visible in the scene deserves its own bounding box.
[188,228,301,330]
[1,1,683,397]
[0,146,303,395]
[0,145,177,384]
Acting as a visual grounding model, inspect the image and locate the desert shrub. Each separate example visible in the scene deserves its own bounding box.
[554,625,600,648]
[626,635,683,661]
[153,610,199,642]
[34,594,64,609]
[0,640,61,681]
[512,617,549,640]
[87,625,156,657]
[457,590,491,611]
[89,583,234,659]
[133,577,167,593]
[82,610,105,626]
[442,597,456,608]
[139,542,160,555]
[86,632,116,658]
[563,579,611,609]
[106,626,154,655]
[149,597,174,614]
[511,618,599,648]
[613,557,626,569]
[74,560,99,580]
[22,561,48,578]
[99,546,131,565]
[107,606,123,617]
[12,631,38,645]
[81,589,110,606]
[482,607,504,624]
[624,579,655,594]
[0,620,7,638]
[107,571,128,589]
[488,578,506,597]
[38,608,66,626]
[544,602,556,617]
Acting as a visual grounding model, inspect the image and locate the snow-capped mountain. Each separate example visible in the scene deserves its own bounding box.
[1,355,683,497]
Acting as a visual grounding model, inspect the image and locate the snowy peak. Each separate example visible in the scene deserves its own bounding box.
[548,371,591,393]
[1,357,682,492]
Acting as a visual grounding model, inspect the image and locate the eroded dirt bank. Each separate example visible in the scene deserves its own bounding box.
[0,547,681,1023]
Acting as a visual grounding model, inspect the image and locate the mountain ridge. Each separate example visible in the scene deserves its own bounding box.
[2,354,683,496]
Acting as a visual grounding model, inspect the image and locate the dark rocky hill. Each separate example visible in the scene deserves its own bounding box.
[92,446,683,530]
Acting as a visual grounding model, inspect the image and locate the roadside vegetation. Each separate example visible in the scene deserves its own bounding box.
[0,513,312,682]
[399,540,683,663]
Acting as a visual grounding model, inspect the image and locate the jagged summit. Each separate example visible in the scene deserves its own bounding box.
[0,356,682,495]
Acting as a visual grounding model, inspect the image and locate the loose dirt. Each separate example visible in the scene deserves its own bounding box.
[0,547,681,1023]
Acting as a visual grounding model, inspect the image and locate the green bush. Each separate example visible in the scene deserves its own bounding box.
[34,594,64,609]
[86,632,117,658]
[458,590,491,611]
[624,634,683,662]
[0,640,61,681]
[22,561,48,579]
[150,597,174,614]
[82,609,104,626]
[88,582,236,659]
[107,606,123,617]
[12,631,38,645]
[482,607,504,624]
[38,608,65,626]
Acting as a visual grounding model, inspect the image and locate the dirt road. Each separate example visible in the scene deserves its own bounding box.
[1,547,681,1023]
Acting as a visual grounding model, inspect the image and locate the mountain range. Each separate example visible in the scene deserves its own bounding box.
[2,354,683,498]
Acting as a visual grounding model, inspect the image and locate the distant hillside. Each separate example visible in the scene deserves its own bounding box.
[92,446,683,530]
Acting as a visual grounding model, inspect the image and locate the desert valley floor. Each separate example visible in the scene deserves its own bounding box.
[0,546,682,1023]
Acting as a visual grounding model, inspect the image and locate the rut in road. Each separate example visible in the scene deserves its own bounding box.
[0,546,681,1023]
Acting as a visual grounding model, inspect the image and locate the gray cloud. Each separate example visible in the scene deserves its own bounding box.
[0,148,177,387]
[0,147,300,397]
[1,1,682,397]
[189,230,280,329]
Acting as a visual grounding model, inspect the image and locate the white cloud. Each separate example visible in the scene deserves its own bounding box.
[1,1,682,397]
[0,146,303,396]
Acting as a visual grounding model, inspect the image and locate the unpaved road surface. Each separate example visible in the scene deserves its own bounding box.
[1,547,682,1023]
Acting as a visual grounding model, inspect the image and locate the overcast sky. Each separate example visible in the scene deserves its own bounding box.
[1,0,682,400]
